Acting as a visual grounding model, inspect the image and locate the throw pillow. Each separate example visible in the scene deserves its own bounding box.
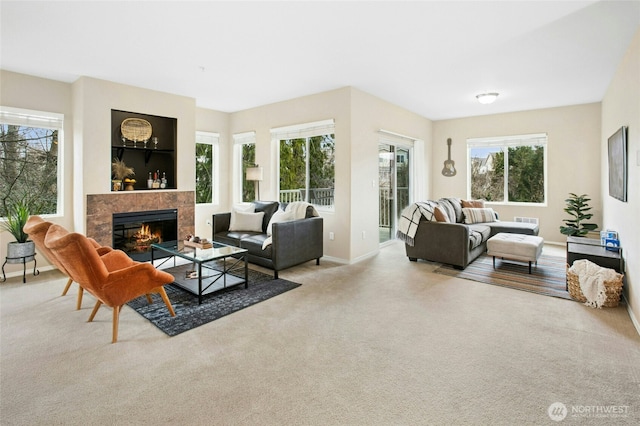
[229,211,264,232]
[437,199,458,223]
[462,207,496,224]
[433,206,450,223]
[229,203,255,230]
[267,209,295,235]
[462,199,485,208]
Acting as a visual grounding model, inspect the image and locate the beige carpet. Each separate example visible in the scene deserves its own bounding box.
[1,241,639,425]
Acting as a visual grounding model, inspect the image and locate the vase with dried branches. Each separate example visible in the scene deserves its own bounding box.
[111,159,135,191]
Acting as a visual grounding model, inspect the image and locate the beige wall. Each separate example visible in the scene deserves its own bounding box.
[229,88,352,261]
[432,103,602,244]
[350,89,432,261]
[71,77,196,233]
[195,107,230,237]
[228,87,432,262]
[0,71,74,274]
[601,28,640,330]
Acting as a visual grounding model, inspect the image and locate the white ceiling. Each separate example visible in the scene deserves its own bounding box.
[1,1,639,120]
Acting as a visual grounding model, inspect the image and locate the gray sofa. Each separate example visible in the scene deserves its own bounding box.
[403,198,539,269]
[212,201,323,278]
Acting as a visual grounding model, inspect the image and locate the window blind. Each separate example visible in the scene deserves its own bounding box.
[196,131,219,145]
[271,119,335,140]
[467,133,547,148]
[233,131,256,145]
[0,106,64,130]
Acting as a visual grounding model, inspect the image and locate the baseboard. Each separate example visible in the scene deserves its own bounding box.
[322,249,381,265]
[349,249,380,265]
[320,255,349,265]
[1,264,56,281]
[624,294,640,337]
[544,240,566,247]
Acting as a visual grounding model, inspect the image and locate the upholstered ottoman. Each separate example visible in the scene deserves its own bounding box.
[487,233,544,274]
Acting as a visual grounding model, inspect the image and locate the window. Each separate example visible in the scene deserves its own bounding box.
[0,106,63,217]
[272,119,335,210]
[195,131,219,204]
[467,133,547,204]
[232,131,256,202]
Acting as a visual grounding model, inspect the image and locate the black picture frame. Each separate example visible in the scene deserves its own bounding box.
[607,126,628,202]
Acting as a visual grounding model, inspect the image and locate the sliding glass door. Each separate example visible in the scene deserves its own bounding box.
[379,144,411,244]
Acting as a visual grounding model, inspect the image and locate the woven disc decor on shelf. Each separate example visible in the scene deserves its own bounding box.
[121,118,152,141]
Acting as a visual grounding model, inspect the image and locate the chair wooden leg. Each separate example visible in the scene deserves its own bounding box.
[61,278,73,296]
[112,305,121,343]
[145,294,153,304]
[76,286,84,310]
[156,287,176,317]
[88,301,102,322]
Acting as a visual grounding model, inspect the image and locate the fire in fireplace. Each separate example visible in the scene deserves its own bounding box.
[113,209,178,261]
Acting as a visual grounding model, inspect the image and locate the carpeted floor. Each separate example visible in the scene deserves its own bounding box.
[127,266,301,336]
[1,241,639,425]
[434,253,573,300]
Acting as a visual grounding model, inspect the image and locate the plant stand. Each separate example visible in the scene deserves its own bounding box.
[1,254,39,284]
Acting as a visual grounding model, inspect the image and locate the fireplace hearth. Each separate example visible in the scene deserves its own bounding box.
[113,209,178,261]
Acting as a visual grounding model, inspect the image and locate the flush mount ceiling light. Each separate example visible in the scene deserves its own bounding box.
[476,92,499,105]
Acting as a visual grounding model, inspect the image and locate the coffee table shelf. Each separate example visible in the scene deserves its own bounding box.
[151,241,248,304]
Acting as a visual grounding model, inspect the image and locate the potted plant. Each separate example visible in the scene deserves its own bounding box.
[559,193,598,237]
[1,199,35,262]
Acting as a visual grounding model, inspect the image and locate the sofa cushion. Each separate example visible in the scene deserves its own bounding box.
[253,201,280,232]
[488,221,539,236]
[462,207,497,224]
[468,224,492,249]
[229,211,264,232]
[213,232,244,247]
[239,234,273,258]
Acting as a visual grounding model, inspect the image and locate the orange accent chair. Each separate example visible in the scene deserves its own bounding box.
[44,223,176,343]
[23,216,113,310]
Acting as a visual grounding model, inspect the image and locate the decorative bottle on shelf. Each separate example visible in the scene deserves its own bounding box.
[152,170,160,189]
[147,172,153,189]
[160,172,167,189]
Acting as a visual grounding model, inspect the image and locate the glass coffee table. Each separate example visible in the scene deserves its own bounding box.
[151,241,248,304]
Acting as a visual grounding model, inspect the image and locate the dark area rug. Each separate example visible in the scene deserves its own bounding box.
[127,267,301,336]
[434,253,571,300]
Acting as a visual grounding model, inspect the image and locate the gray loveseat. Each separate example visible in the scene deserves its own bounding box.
[402,198,539,269]
[212,201,323,278]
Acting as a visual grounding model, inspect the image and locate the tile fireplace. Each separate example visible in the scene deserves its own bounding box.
[86,191,195,258]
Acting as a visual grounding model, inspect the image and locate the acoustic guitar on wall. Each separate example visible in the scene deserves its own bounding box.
[442,138,457,177]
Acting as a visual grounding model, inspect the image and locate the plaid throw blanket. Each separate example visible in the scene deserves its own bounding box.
[396,201,439,246]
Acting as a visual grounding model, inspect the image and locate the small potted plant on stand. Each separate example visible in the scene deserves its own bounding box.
[1,199,35,263]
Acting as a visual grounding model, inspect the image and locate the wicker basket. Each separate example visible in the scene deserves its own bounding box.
[121,118,152,141]
[566,264,623,307]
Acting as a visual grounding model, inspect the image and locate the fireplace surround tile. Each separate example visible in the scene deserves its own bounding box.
[86,191,195,247]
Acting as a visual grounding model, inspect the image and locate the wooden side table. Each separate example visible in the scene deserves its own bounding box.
[0,254,39,284]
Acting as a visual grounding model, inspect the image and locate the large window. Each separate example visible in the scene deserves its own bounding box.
[195,131,219,204]
[467,133,547,204]
[233,132,256,202]
[0,107,63,216]
[272,120,335,210]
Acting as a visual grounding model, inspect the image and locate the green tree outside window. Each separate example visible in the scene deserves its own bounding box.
[1,124,58,216]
